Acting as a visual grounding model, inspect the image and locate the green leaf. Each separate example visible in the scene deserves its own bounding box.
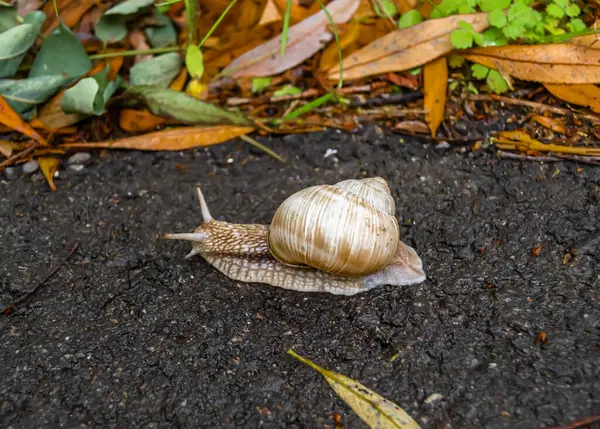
[251,77,271,93]
[0,5,19,33]
[123,85,252,126]
[185,45,204,79]
[565,3,580,17]
[566,18,587,33]
[429,0,460,18]
[0,75,65,118]
[487,69,509,93]
[144,9,177,48]
[272,84,302,97]
[458,4,476,13]
[379,0,398,17]
[546,4,564,18]
[62,67,122,115]
[472,31,485,46]
[398,10,423,29]
[553,0,568,8]
[458,20,474,30]
[478,0,510,12]
[29,21,92,83]
[130,53,182,87]
[450,29,473,49]
[488,9,507,27]
[95,0,154,43]
[471,63,489,79]
[0,16,45,78]
[482,27,508,46]
[448,54,465,68]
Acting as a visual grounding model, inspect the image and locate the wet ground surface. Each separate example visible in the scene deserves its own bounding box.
[1,127,599,429]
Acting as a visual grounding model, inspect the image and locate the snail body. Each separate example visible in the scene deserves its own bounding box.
[165,178,426,295]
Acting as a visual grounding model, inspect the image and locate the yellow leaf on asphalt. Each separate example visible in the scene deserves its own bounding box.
[544,84,600,114]
[328,13,489,81]
[423,56,447,137]
[38,157,60,191]
[59,126,255,151]
[288,349,421,429]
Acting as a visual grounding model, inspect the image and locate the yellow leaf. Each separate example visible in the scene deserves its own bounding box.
[329,13,489,81]
[288,349,421,429]
[544,83,600,114]
[0,94,48,145]
[319,21,361,72]
[493,131,600,156]
[423,56,447,137]
[59,126,255,151]
[0,140,12,158]
[38,157,60,191]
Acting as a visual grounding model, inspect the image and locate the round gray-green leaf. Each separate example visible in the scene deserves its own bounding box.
[130,53,182,87]
[0,18,44,78]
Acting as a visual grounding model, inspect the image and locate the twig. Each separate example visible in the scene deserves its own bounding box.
[0,143,36,171]
[497,150,600,165]
[536,415,600,429]
[467,94,600,124]
[351,91,423,107]
[2,242,79,316]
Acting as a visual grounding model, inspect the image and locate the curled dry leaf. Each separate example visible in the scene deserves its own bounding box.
[423,56,447,137]
[544,84,600,114]
[462,39,600,84]
[38,157,60,191]
[0,94,47,145]
[59,125,255,151]
[328,13,489,81]
[221,0,360,78]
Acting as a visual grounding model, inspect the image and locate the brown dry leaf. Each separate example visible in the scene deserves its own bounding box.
[198,0,268,39]
[42,0,96,35]
[395,0,419,13]
[38,157,60,191]
[0,95,48,145]
[170,68,189,92]
[531,115,567,134]
[129,30,152,64]
[258,0,283,24]
[394,120,430,134]
[0,141,13,158]
[60,126,255,151]
[319,21,361,71]
[222,0,360,78]
[418,0,441,18]
[328,13,489,81]
[493,131,600,156]
[119,109,171,133]
[423,56,448,137]
[271,0,323,24]
[544,84,600,114]
[462,39,600,84]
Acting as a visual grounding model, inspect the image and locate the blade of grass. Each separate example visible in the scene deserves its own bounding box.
[239,134,284,162]
[198,0,240,48]
[314,0,343,88]
[89,46,182,60]
[280,0,293,58]
[283,92,335,121]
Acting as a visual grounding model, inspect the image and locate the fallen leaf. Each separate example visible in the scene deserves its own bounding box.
[258,0,282,24]
[129,29,153,64]
[0,75,71,118]
[531,115,566,134]
[0,12,45,79]
[95,0,154,43]
[493,131,600,156]
[319,21,361,72]
[394,120,429,134]
[143,8,177,48]
[0,140,12,157]
[271,0,321,24]
[59,125,255,151]
[169,68,189,92]
[328,13,489,81]
[0,94,47,145]
[222,0,360,78]
[36,89,86,129]
[38,156,60,191]
[288,349,421,429]
[130,53,182,87]
[544,84,600,114]
[423,56,447,137]
[123,86,252,125]
[462,40,600,84]
[119,109,170,133]
[42,0,96,35]
[62,69,122,116]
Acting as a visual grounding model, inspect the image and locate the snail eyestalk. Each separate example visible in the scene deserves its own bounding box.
[196,187,212,223]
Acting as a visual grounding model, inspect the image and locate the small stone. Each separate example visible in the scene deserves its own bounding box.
[22,160,39,174]
[68,152,91,165]
[454,120,469,136]
[424,393,443,406]
[4,167,18,180]
[68,164,85,172]
[434,141,451,151]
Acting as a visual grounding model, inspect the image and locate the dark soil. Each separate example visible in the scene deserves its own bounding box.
[1,127,599,429]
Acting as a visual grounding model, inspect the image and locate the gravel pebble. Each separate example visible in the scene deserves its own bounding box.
[22,160,39,174]
[4,167,18,180]
[68,152,91,165]
[68,164,85,172]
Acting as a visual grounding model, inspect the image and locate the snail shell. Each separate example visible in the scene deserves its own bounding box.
[267,177,400,276]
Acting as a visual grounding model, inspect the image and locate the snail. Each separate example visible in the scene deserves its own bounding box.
[164,177,426,295]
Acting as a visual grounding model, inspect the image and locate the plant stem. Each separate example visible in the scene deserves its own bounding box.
[89,46,183,60]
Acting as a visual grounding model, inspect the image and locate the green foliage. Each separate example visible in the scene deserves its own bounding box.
[0,12,45,79]
[252,77,272,93]
[185,45,204,79]
[440,0,589,50]
[129,53,182,87]
[398,10,423,28]
[62,66,122,116]
[471,64,509,93]
[273,84,302,97]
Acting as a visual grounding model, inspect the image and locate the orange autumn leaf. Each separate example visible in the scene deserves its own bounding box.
[493,131,600,156]
[0,140,13,158]
[198,0,268,39]
[258,0,282,24]
[329,13,489,81]
[319,21,361,71]
[544,84,600,114]
[271,0,323,24]
[42,0,96,35]
[423,56,448,137]
[60,126,255,151]
[119,109,171,133]
[38,157,60,191]
[462,39,600,84]
[0,95,48,145]
[169,68,189,92]
[530,115,567,134]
